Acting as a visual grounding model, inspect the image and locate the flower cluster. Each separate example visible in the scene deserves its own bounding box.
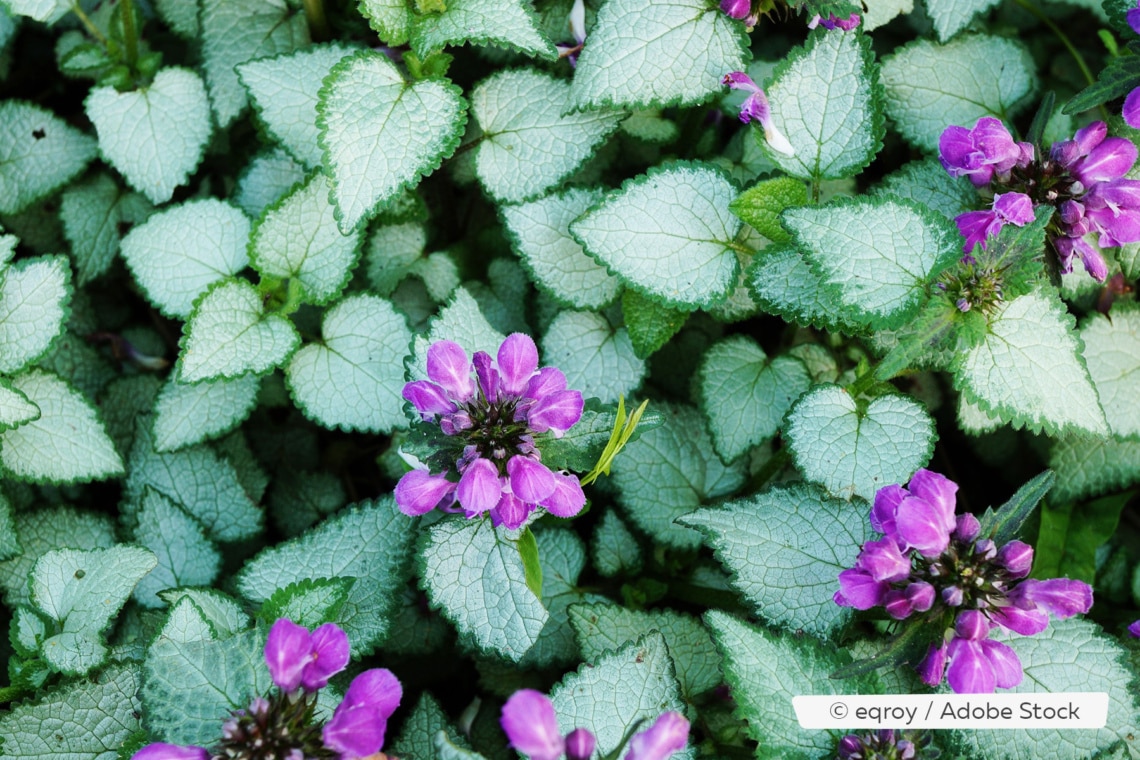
[837,729,937,760]
[133,619,401,760]
[835,470,1093,693]
[808,13,860,30]
[939,116,1140,281]
[397,334,586,529]
[501,689,689,760]
[721,72,795,157]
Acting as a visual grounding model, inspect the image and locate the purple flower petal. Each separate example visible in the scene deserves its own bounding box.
[1125,87,1140,130]
[906,582,935,612]
[720,0,750,19]
[895,496,951,558]
[953,513,981,543]
[131,744,210,760]
[1072,136,1138,186]
[265,618,312,692]
[474,351,500,405]
[883,590,914,619]
[501,690,565,760]
[490,491,531,529]
[947,638,996,694]
[996,540,1033,578]
[993,192,1036,226]
[955,209,1000,253]
[1009,578,1093,618]
[323,702,387,759]
[722,71,761,95]
[980,639,1023,689]
[624,712,689,760]
[508,455,557,504]
[954,609,991,641]
[856,538,911,582]
[989,604,1050,636]
[403,381,457,418]
[544,471,586,518]
[566,729,596,760]
[870,484,905,538]
[906,469,958,533]
[341,668,403,719]
[1074,121,1107,155]
[498,333,540,396]
[1129,5,1140,35]
[917,641,948,687]
[427,340,474,402]
[395,469,455,517]
[528,390,584,437]
[1128,620,1140,637]
[526,367,568,400]
[457,458,504,515]
[302,623,350,691]
[836,568,887,609]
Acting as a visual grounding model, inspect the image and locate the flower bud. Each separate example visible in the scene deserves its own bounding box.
[566,728,596,760]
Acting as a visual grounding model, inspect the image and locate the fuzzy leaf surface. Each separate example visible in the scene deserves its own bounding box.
[0,100,97,215]
[0,506,115,607]
[1080,304,1140,439]
[132,490,222,608]
[542,310,644,404]
[360,0,412,45]
[872,159,976,220]
[1050,436,1140,504]
[0,255,70,375]
[152,374,260,453]
[925,0,1001,41]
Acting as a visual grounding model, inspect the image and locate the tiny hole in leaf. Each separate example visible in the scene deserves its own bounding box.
[74,569,86,579]
[32,128,45,140]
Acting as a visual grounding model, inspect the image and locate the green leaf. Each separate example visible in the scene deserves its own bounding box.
[410,0,556,61]
[143,627,271,746]
[156,0,198,38]
[235,147,308,219]
[177,279,301,383]
[518,527,543,600]
[953,289,1109,437]
[237,43,358,169]
[59,172,154,286]
[871,158,977,221]
[257,576,355,629]
[472,69,622,203]
[521,528,606,668]
[951,619,1139,760]
[127,422,263,543]
[132,490,222,608]
[862,0,912,29]
[621,289,687,359]
[31,545,157,674]
[611,402,746,550]
[569,0,747,111]
[924,0,1001,41]
[680,483,870,640]
[419,516,549,662]
[977,470,1056,546]
[37,330,116,402]
[0,255,70,374]
[1033,494,1126,584]
[785,385,937,501]
[569,603,721,702]
[391,693,461,760]
[5,0,70,23]
[782,196,960,330]
[0,505,115,607]
[0,494,18,562]
[550,633,692,760]
[285,293,412,433]
[1065,54,1140,115]
[503,188,621,310]
[540,397,659,474]
[729,177,807,243]
[250,172,362,304]
[881,36,1036,152]
[705,611,875,760]
[237,497,414,655]
[746,243,849,332]
[85,67,212,205]
[698,336,810,463]
[1080,303,1140,439]
[268,469,346,537]
[0,663,142,759]
[591,510,642,578]
[436,732,488,760]
[159,596,219,644]
[766,29,883,180]
[120,199,251,320]
[158,587,250,638]
[0,100,97,215]
[571,162,742,310]
[318,50,467,233]
[200,0,310,128]
[153,374,260,453]
[542,310,645,404]
[360,0,412,45]
[1050,435,1140,504]
[0,370,123,484]
[620,110,680,144]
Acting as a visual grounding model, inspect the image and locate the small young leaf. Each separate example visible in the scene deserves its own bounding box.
[0,100,97,215]
[257,577,355,629]
[120,199,251,320]
[409,0,557,61]
[153,374,260,453]
[543,310,645,404]
[570,162,742,310]
[680,483,871,639]
[621,289,687,360]
[0,255,70,374]
[132,490,222,608]
[407,287,506,383]
[977,470,1055,546]
[924,0,1001,41]
[592,510,642,578]
[729,177,807,243]
[59,172,154,285]
[392,694,466,760]
[360,0,412,45]
[85,67,213,205]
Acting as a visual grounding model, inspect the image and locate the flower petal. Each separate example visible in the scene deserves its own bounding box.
[527,389,584,437]
[989,604,1049,636]
[457,458,504,515]
[395,469,455,517]
[131,744,210,760]
[427,340,474,402]
[323,702,387,759]
[836,568,886,609]
[264,618,312,692]
[508,456,557,504]
[895,496,951,558]
[501,690,565,760]
[498,333,540,396]
[543,471,586,518]
[980,639,1023,689]
[402,380,457,418]
[342,668,403,719]
[917,641,948,687]
[905,469,958,534]
[491,491,531,529]
[1125,87,1140,130]
[625,712,689,760]
[856,538,911,582]
[947,639,996,694]
[302,623,350,691]
[1009,578,1093,618]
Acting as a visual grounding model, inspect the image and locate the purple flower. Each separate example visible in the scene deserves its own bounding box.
[720,0,750,20]
[501,689,589,760]
[322,668,403,760]
[1007,578,1093,618]
[939,117,1029,187]
[131,745,209,760]
[722,72,795,156]
[566,729,597,760]
[624,712,689,760]
[397,334,586,528]
[837,729,931,760]
[264,619,349,693]
[1130,1,1140,35]
[954,192,1035,254]
[808,13,860,30]
[1128,620,1140,637]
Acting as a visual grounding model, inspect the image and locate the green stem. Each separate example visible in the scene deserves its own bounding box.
[303,0,332,42]
[845,368,878,399]
[71,2,107,45]
[1013,0,1102,115]
[811,178,821,204]
[120,0,138,68]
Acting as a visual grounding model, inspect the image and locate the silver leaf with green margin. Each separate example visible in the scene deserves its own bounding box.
[871,158,976,221]
[0,663,142,759]
[611,402,746,550]
[160,596,219,644]
[419,516,549,662]
[120,199,251,320]
[365,221,426,295]
[679,483,870,639]
[200,0,310,128]
[60,172,154,285]
[360,0,412,45]
[471,69,623,203]
[0,493,18,562]
[746,243,850,332]
[5,0,70,23]
[177,279,301,383]
[501,187,621,310]
[952,619,1139,760]
[159,587,250,638]
[569,602,722,703]
[237,497,414,655]
[1079,303,1140,439]
[152,373,261,453]
[784,385,936,501]
[570,162,742,310]
[0,505,115,607]
[392,693,465,760]
[235,147,308,219]
[698,335,810,464]
[132,490,222,608]
[881,36,1036,152]
[84,67,212,205]
[766,29,883,180]
[592,510,642,578]
[250,172,362,305]
[286,293,412,433]
[237,42,358,169]
[31,545,157,674]
[407,287,506,384]
[318,50,467,233]
[542,310,645,404]
[953,289,1109,437]
[0,254,70,374]
[549,633,693,760]
[1050,435,1140,504]
[862,0,912,30]
[258,577,354,629]
[782,196,959,330]
[0,100,97,215]
[410,0,557,61]
[0,370,124,484]
[924,0,1001,41]
[569,0,747,111]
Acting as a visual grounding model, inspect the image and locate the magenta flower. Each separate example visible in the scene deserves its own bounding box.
[322,668,403,760]
[131,744,209,760]
[397,334,585,529]
[721,72,795,156]
[837,729,932,760]
[624,712,689,760]
[807,13,860,30]
[264,618,350,693]
[954,192,1035,254]
[836,469,1094,693]
[556,0,587,63]
[720,0,750,20]
[1129,620,1140,637]
[939,117,1031,187]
